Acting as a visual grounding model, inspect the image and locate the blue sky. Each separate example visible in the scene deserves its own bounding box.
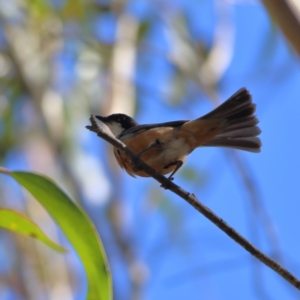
[108,2,300,300]
[1,1,300,300]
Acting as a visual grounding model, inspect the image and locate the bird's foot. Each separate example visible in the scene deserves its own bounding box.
[130,156,143,172]
[160,177,174,189]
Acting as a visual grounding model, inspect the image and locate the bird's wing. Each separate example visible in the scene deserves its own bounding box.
[117,120,188,139]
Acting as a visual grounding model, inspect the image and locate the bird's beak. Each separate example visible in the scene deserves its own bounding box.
[96,115,109,124]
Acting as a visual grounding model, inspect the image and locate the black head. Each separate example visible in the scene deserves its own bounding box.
[96,113,138,136]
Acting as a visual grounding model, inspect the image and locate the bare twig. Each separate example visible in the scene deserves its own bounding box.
[262,0,300,56]
[86,114,300,291]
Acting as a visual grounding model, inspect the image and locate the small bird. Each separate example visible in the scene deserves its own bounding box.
[96,88,261,181]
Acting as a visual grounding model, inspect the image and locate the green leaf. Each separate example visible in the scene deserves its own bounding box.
[25,0,53,20]
[137,22,151,41]
[0,208,66,253]
[0,168,112,300]
[61,0,86,20]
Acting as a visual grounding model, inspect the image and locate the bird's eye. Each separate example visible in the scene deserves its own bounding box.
[117,116,125,122]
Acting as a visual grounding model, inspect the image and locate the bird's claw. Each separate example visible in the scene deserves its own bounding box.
[131,156,142,172]
[160,177,174,189]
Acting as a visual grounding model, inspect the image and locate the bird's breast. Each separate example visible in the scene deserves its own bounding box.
[114,127,192,177]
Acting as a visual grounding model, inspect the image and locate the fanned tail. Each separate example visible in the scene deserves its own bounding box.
[201,88,262,153]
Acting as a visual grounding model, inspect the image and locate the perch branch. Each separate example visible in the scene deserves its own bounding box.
[86,115,300,291]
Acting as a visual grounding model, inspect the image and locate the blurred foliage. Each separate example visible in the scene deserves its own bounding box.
[0,169,112,300]
[0,0,298,300]
[0,208,66,253]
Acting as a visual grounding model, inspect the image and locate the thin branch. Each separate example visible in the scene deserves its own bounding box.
[86,114,300,291]
[262,0,300,56]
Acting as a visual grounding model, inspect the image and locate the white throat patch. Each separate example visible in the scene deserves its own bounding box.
[106,122,124,136]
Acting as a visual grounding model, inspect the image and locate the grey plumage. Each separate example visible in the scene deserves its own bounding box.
[201,88,261,152]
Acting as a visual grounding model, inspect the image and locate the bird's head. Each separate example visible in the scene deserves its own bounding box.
[96,113,138,136]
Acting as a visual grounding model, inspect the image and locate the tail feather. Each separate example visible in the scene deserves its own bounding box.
[200,88,262,153]
[200,88,252,120]
[221,116,259,132]
[217,126,261,139]
[203,137,261,153]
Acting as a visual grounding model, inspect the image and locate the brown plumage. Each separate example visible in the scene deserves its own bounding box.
[96,88,261,179]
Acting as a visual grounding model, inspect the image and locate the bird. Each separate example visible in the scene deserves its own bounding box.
[96,88,261,183]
